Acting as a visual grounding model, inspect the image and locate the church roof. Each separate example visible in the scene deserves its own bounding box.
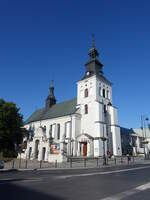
[25,98,77,124]
[120,127,134,135]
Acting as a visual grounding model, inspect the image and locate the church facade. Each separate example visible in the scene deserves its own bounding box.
[22,41,122,162]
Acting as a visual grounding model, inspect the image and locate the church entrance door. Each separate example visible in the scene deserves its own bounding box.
[83,142,87,156]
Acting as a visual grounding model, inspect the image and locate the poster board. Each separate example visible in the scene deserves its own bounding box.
[50,143,60,154]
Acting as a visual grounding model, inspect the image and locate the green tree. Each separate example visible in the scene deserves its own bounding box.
[0,99,23,157]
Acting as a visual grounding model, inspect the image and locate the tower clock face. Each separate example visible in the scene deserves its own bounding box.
[86,71,90,76]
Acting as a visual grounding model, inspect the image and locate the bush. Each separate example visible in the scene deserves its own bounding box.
[0,152,3,159]
[2,149,17,158]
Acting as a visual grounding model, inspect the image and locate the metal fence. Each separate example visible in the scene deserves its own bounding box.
[2,156,147,170]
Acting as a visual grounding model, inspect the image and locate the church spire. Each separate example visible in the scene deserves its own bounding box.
[49,80,54,97]
[83,36,103,79]
[88,34,99,59]
[45,80,56,109]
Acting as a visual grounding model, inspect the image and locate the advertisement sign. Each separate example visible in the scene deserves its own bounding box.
[50,143,60,154]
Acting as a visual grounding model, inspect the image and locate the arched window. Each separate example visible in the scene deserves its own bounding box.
[85,104,88,114]
[103,89,105,98]
[84,88,88,97]
[57,124,60,140]
[43,125,46,134]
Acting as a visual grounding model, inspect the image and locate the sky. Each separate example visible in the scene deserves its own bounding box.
[0,0,150,128]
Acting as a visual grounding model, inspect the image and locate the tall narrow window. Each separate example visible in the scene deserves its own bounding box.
[84,88,88,97]
[49,125,52,138]
[99,87,102,96]
[107,90,110,99]
[104,105,107,113]
[85,104,88,114]
[43,126,46,135]
[57,124,60,140]
[103,89,105,98]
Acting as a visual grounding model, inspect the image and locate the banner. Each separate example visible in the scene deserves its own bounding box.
[50,143,60,154]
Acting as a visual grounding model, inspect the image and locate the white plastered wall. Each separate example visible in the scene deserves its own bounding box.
[23,113,81,162]
[108,106,122,156]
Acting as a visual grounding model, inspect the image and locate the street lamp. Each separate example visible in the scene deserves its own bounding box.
[141,115,149,159]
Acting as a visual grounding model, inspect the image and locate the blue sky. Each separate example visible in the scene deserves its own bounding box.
[0,0,150,128]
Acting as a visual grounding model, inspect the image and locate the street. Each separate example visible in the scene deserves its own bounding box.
[1,163,150,200]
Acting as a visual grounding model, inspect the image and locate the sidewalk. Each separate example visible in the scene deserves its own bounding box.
[1,156,150,172]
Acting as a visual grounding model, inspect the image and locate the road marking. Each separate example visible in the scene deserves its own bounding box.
[57,165,150,179]
[100,182,150,200]
[18,178,42,183]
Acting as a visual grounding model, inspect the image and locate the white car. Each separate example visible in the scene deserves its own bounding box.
[0,160,4,169]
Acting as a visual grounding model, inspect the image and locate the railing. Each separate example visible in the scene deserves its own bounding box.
[1,155,148,170]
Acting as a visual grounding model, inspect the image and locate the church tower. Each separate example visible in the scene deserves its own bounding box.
[45,81,56,109]
[77,37,122,157]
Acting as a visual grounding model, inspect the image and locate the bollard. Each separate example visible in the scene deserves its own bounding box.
[55,160,57,168]
[132,156,134,163]
[103,156,106,166]
[96,158,98,167]
[114,157,116,165]
[12,159,15,169]
[19,157,21,168]
[84,158,86,168]
[25,159,28,169]
[70,158,72,168]
[40,160,42,168]
[106,157,108,165]
[127,156,130,165]
[121,157,123,163]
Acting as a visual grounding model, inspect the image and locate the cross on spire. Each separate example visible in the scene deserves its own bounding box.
[92,33,95,48]
[50,80,54,89]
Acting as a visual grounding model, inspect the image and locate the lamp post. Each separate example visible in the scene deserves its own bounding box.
[141,115,149,159]
[145,117,149,159]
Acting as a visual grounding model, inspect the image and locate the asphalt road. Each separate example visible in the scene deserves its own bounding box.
[1,163,150,200]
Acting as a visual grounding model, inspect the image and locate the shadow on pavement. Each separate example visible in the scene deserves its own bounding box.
[0,182,64,200]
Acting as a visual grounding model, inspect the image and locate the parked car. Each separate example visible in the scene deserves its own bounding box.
[0,160,4,169]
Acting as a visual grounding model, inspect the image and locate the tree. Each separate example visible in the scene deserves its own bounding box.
[0,99,23,157]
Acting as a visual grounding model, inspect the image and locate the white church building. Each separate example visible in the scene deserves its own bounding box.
[23,40,122,162]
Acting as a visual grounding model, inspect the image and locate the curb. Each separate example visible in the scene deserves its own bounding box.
[0,168,18,173]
